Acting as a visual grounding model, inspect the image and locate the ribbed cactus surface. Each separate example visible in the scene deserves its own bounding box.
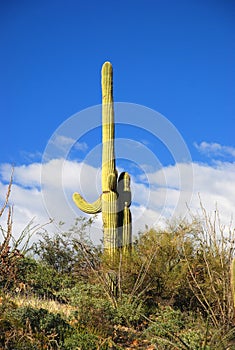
[73,62,132,258]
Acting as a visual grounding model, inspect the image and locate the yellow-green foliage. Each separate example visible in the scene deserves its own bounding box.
[73,62,132,259]
[231,258,235,310]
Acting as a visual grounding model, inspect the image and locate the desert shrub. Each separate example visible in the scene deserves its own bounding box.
[144,306,210,350]
[33,230,76,274]
[58,280,145,335]
[114,294,145,327]
[32,217,102,289]
[64,330,116,350]
[116,213,235,328]
[0,297,70,349]
[145,305,235,350]
[58,282,115,334]
[0,298,18,348]
[112,224,196,311]
[0,296,116,350]
[14,257,74,299]
[0,182,32,291]
[63,330,98,350]
[8,306,70,342]
[180,209,235,328]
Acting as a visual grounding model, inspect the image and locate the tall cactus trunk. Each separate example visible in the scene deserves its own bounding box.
[73,62,132,265]
[101,62,118,261]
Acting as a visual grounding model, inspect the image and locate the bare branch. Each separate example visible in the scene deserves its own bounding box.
[0,168,14,218]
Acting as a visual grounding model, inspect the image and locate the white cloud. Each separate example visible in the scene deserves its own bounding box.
[0,180,51,245]
[0,158,235,246]
[0,163,41,188]
[142,161,235,229]
[74,142,88,152]
[50,134,88,152]
[20,151,42,162]
[0,159,103,244]
[195,141,235,158]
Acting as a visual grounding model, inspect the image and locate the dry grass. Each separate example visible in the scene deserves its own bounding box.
[7,293,76,320]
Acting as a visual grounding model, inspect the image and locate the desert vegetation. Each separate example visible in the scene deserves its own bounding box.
[1,178,235,349]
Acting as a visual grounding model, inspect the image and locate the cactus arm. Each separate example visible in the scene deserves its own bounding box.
[122,203,132,254]
[72,193,102,214]
[117,172,132,251]
[117,172,131,208]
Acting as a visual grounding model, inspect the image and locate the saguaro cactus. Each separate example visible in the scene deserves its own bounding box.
[73,62,132,259]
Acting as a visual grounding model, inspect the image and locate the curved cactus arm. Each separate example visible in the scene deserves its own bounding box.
[73,193,102,214]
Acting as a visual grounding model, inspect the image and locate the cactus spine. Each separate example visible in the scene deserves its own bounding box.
[73,62,132,259]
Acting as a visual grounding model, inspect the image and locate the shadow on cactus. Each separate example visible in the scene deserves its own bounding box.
[73,62,132,261]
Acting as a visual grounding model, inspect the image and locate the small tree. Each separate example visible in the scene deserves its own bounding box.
[33,216,100,278]
[0,172,27,290]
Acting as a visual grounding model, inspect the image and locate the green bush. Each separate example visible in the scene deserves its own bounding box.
[64,330,116,350]
[0,298,70,349]
[144,306,209,350]
[58,281,145,334]
[15,257,74,298]
[32,216,99,277]
[114,294,145,327]
[58,282,116,335]
[9,306,70,342]
[64,330,98,350]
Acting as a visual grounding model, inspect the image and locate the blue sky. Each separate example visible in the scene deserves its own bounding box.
[1,0,234,164]
[0,0,235,239]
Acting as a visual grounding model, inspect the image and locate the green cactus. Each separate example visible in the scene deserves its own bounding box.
[73,62,132,259]
[117,172,132,255]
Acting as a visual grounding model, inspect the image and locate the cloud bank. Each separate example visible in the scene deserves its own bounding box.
[1,144,235,245]
[194,141,235,158]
